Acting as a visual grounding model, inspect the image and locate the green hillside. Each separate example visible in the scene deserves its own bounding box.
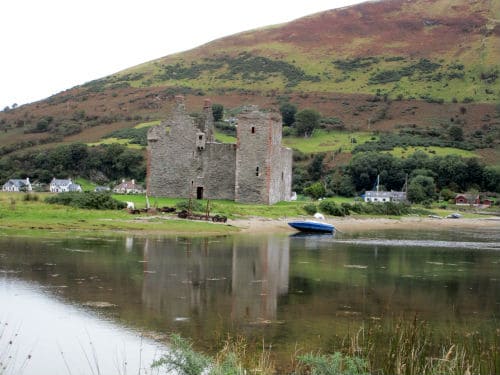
[0,0,498,196]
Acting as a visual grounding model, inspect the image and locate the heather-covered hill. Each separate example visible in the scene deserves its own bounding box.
[0,0,499,181]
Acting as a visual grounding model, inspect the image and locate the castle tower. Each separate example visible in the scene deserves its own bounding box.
[235,106,292,204]
[147,96,236,200]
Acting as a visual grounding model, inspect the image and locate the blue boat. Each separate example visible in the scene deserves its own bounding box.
[288,220,335,234]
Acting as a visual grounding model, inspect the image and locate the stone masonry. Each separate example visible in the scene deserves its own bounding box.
[147,96,292,205]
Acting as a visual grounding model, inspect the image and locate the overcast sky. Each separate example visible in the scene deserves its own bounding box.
[1,0,366,110]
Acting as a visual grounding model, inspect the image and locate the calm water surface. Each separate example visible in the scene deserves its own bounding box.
[1,227,499,373]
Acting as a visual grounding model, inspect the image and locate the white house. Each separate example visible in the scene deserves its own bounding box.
[2,178,32,192]
[50,178,82,193]
[113,179,144,194]
[364,190,407,203]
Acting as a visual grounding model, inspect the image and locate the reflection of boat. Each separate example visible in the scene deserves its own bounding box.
[288,220,335,234]
[290,232,335,239]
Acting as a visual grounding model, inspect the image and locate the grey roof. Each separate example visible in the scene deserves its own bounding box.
[3,179,29,188]
[51,178,72,186]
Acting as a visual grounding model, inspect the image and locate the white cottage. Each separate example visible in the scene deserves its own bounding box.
[2,178,32,192]
[50,178,82,193]
[364,190,407,203]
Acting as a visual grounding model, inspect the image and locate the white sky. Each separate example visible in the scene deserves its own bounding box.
[0,0,365,110]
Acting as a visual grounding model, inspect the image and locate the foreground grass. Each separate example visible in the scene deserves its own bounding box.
[0,193,238,237]
[154,316,500,375]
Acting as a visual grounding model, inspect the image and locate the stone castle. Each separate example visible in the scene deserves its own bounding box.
[146,96,292,205]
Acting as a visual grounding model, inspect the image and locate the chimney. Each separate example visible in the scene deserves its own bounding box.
[132,179,135,185]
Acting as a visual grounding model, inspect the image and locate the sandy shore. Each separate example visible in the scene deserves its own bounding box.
[228,215,500,233]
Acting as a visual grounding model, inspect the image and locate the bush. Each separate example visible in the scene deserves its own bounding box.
[175,200,204,213]
[152,334,210,375]
[303,203,317,215]
[297,352,370,375]
[318,200,346,217]
[304,182,326,200]
[22,193,39,201]
[45,192,126,210]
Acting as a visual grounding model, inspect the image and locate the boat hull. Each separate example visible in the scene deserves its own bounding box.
[288,220,335,234]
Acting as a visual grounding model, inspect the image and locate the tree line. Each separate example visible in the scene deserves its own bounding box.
[294,151,500,203]
[0,143,145,185]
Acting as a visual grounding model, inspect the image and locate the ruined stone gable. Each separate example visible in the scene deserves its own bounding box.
[147,96,292,205]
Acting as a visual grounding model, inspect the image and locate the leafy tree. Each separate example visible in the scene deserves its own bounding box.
[303,181,326,199]
[279,102,297,126]
[307,153,325,181]
[348,152,405,192]
[295,108,321,137]
[408,175,436,203]
[211,103,224,122]
[449,125,464,141]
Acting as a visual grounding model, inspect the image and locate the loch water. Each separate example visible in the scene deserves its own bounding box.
[1,227,499,374]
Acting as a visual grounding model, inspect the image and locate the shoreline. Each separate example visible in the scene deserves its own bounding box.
[229,215,500,233]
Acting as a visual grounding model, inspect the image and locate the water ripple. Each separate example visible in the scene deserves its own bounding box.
[334,239,500,250]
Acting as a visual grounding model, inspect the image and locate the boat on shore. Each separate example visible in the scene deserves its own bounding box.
[288,220,335,234]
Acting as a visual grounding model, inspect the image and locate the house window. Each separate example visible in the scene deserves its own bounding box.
[256,166,260,176]
[251,126,255,134]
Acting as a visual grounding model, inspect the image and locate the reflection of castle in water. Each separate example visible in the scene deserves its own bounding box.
[141,236,289,325]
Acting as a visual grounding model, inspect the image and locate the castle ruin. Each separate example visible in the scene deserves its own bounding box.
[147,96,292,205]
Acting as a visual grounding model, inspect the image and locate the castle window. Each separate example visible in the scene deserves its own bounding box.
[282,171,284,181]
[199,134,203,140]
[256,166,260,176]
[251,126,255,134]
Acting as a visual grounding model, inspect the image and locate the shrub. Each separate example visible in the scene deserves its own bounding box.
[303,203,317,215]
[45,192,126,210]
[152,334,210,375]
[22,193,39,202]
[318,200,346,217]
[175,200,204,213]
[304,182,326,200]
[297,352,370,375]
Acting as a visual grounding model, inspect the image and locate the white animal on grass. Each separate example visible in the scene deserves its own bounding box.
[126,201,135,210]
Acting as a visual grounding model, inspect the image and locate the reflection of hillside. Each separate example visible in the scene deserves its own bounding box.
[287,240,500,322]
[141,235,289,326]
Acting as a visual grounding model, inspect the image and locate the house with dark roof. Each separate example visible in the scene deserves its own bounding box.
[2,178,32,192]
[49,178,82,193]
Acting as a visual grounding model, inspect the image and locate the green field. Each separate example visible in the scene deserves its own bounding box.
[387,146,479,158]
[87,137,143,149]
[134,120,161,129]
[283,130,376,153]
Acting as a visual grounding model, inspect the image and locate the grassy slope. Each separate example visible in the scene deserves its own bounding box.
[0,0,498,167]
